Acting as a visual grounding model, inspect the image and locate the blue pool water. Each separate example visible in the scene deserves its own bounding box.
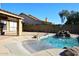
[41,36,79,48]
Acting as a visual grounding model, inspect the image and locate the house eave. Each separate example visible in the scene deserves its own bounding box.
[0,9,24,19]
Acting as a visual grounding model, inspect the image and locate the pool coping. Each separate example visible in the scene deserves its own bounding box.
[38,34,55,40]
[38,34,79,40]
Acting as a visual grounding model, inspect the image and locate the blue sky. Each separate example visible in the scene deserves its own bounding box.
[1,3,79,24]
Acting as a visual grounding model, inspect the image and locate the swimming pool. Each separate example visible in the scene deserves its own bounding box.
[41,36,79,48]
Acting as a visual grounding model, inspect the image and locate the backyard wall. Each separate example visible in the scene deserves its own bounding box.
[63,24,79,34]
[22,23,61,33]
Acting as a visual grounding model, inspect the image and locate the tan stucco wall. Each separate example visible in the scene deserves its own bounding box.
[6,21,10,32]
[17,19,22,36]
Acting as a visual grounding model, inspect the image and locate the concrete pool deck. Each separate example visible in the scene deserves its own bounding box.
[0,32,78,56]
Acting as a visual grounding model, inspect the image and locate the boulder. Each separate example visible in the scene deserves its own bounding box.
[54,30,70,38]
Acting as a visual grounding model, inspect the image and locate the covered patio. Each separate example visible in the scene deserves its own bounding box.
[0,9,24,36]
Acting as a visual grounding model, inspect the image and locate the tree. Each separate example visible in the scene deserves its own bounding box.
[65,11,79,25]
[59,10,79,25]
[59,10,70,23]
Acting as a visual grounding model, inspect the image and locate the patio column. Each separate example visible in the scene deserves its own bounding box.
[6,20,10,32]
[17,19,22,36]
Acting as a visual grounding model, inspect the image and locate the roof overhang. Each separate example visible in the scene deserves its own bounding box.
[0,9,24,19]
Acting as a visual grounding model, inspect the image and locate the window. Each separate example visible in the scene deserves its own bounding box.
[10,22,17,32]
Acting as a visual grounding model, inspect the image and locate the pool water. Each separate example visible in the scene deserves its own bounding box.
[41,36,79,48]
